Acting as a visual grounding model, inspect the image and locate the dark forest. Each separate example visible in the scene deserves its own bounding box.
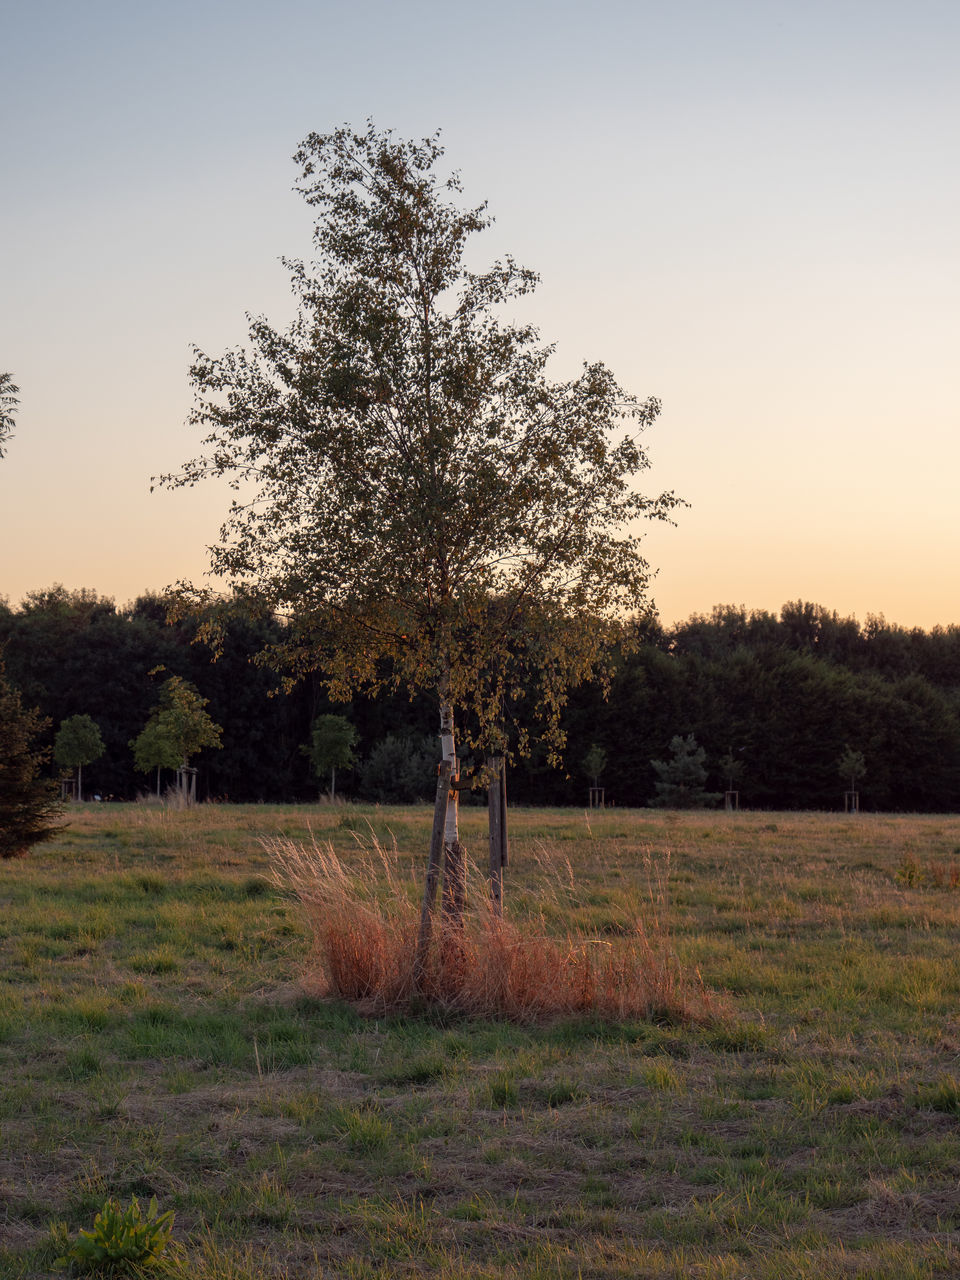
[3,589,958,811]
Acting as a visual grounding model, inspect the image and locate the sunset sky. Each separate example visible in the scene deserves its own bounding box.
[2,0,957,630]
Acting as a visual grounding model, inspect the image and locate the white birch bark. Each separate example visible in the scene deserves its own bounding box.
[438,692,465,931]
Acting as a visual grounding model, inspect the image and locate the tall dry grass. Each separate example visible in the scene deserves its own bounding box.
[267,831,717,1025]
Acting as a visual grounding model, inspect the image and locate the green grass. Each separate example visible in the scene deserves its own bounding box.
[2,802,960,1277]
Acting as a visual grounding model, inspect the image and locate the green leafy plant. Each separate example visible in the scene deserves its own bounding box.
[896,852,922,887]
[56,1196,174,1273]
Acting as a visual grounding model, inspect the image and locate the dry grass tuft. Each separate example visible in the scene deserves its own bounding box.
[267,831,717,1026]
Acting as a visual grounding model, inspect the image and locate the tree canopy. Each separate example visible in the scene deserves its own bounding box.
[0,373,19,458]
[159,122,679,766]
[130,716,183,780]
[151,676,223,765]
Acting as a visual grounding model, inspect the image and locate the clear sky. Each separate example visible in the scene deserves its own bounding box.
[2,0,957,630]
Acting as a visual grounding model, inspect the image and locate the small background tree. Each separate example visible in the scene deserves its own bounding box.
[719,746,745,811]
[304,714,357,800]
[130,676,222,804]
[54,714,105,801]
[583,743,607,808]
[0,663,62,857]
[838,745,866,812]
[649,734,721,809]
[130,718,183,797]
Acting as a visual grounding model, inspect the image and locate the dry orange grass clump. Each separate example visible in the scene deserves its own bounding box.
[268,833,716,1026]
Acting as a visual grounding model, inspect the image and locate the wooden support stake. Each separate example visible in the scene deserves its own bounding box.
[487,756,509,915]
[413,759,452,986]
[499,758,508,870]
[487,757,503,916]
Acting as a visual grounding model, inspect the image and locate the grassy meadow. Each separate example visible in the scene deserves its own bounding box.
[2,802,960,1278]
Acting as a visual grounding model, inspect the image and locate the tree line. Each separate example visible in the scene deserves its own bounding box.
[2,589,958,811]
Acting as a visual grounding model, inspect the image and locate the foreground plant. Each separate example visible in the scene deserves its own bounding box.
[0,661,63,858]
[56,1196,174,1274]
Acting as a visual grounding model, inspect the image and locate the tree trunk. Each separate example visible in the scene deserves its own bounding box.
[77,762,83,803]
[330,765,336,801]
[156,766,161,798]
[439,699,465,932]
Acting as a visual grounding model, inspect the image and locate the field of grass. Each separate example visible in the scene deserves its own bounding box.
[3,802,960,1278]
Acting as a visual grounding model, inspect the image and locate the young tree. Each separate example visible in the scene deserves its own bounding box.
[304,713,357,799]
[130,677,222,804]
[360,733,439,804]
[53,714,105,801]
[583,744,607,782]
[0,373,18,458]
[130,717,183,797]
[0,663,62,857]
[837,745,866,811]
[159,122,679,932]
[719,747,746,793]
[649,734,720,809]
[583,742,607,805]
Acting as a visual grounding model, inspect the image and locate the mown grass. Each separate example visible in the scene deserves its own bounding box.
[2,802,960,1277]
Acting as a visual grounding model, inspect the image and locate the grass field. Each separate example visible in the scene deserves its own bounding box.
[3,802,960,1278]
